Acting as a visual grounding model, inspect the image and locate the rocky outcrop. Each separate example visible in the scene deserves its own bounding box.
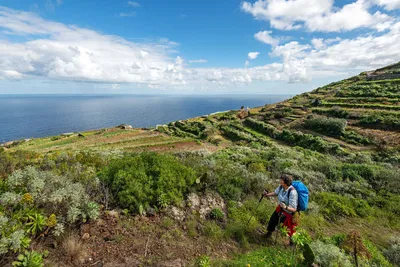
[165,192,226,221]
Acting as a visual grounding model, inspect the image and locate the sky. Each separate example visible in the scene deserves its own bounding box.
[0,0,400,95]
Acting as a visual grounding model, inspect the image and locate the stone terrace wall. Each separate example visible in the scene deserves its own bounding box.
[367,73,400,81]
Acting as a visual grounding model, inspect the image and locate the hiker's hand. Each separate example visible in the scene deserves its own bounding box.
[279,202,287,209]
[263,189,269,197]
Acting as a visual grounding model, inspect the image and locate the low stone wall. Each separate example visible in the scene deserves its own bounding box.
[367,73,400,81]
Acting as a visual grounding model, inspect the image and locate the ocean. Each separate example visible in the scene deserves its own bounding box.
[0,94,290,142]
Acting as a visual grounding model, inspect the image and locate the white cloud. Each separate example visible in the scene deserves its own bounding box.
[271,22,400,79]
[188,59,208,63]
[311,39,325,50]
[372,0,400,10]
[1,6,400,91]
[128,1,140,7]
[2,70,23,79]
[242,0,395,32]
[245,60,250,67]
[119,12,136,17]
[242,0,333,30]
[0,7,185,85]
[248,52,260,60]
[311,37,341,49]
[254,31,279,46]
[306,0,393,32]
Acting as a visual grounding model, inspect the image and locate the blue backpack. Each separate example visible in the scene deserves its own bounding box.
[288,181,309,211]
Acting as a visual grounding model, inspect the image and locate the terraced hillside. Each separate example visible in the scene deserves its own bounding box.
[4,63,399,160]
[162,62,400,159]
[5,128,212,154]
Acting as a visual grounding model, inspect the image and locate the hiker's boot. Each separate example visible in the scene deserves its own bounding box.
[265,231,273,239]
[289,238,294,247]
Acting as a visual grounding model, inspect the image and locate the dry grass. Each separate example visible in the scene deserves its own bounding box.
[61,234,86,265]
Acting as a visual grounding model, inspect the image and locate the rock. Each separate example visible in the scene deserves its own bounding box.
[96,219,105,226]
[107,210,119,218]
[165,206,185,222]
[157,259,183,267]
[187,193,201,209]
[82,233,90,240]
[147,207,156,217]
[187,192,226,219]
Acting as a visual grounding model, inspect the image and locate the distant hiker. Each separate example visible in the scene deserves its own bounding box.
[263,174,299,245]
[246,106,251,116]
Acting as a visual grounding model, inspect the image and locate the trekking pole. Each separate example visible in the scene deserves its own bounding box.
[245,191,266,228]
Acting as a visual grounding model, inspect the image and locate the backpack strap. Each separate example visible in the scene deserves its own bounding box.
[287,187,293,203]
[287,187,300,213]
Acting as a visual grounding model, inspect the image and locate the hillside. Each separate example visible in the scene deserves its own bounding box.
[1,63,400,267]
[161,61,400,158]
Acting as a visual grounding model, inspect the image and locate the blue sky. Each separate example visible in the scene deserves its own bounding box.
[0,0,400,94]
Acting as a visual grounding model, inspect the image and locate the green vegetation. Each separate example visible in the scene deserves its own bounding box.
[359,113,400,130]
[99,152,196,213]
[244,118,342,154]
[304,116,347,137]
[12,250,46,267]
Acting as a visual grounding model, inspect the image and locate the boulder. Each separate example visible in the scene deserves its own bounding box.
[187,192,226,219]
[165,206,185,222]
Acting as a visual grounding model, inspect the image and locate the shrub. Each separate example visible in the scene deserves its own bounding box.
[359,113,400,130]
[384,237,400,266]
[341,131,373,145]
[225,200,264,247]
[12,250,45,267]
[50,136,63,141]
[209,208,224,221]
[304,116,347,137]
[313,192,357,220]
[277,130,342,154]
[3,166,99,224]
[244,118,279,138]
[195,255,211,267]
[363,239,392,267]
[219,125,257,144]
[312,107,350,118]
[174,121,207,137]
[202,221,224,241]
[310,240,352,267]
[161,217,174,229]
[244,118,342,154]
[0,166,99,258]
[99,152,196,213]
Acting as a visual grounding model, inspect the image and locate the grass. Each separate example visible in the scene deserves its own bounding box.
[61,234,86,265]
[213,246,302,267]
[7,128,201,154]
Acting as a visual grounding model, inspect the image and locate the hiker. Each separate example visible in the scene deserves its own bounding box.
[263,174,299,244]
